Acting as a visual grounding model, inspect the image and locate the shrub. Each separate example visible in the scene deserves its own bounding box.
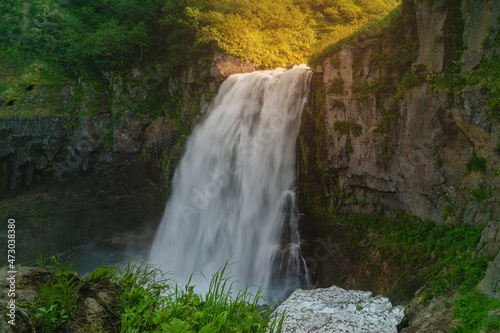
[466,154,487,174]
[334,120,362,137]
[470,183,487,201]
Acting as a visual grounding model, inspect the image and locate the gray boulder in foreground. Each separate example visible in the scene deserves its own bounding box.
[272,286,404,333]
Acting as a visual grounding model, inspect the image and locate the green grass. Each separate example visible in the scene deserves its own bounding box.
[115,259,285,333]
[31,256,80,332]
[28,257,285,332]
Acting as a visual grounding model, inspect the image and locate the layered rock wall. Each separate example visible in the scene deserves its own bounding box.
[297,1,500,324]
[299,0,500,246]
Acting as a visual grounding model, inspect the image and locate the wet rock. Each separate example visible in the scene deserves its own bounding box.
[456,86,491,131]
[66,280,121,333]
[271,286,404,333]
[413,0,447,73]
[124,113,143,139]
[461,0,500,71]
[0,137,12,158]
[477,220,500,257]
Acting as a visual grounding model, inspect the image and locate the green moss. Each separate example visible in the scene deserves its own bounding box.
[329,98,345,110]
[494,137,500,156]
[330,54,340,68]
[442,203,455,220]
[345,136,353,155]
[351,76,394,101]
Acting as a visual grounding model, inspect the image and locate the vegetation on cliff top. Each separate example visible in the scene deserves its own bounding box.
[0,0,400,71]
[0,0,400,116]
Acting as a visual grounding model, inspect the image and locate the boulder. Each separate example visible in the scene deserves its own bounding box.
[271,286,404,333]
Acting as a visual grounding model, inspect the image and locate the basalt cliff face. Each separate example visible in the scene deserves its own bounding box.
[301,0,500,242]
[300,0,500,252]
[298,0,500,330]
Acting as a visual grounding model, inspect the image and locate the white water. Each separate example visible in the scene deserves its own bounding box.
[149,66,312,302]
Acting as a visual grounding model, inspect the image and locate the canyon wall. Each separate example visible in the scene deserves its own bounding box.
[299,0,500,253]
[297,2,500,329]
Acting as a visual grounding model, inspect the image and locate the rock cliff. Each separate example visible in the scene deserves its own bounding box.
[298,0,500,330]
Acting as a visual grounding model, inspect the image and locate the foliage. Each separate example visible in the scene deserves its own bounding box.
[451,292,500,333]
[31,256,80,332]
[470,183,487,201]
[0,0,401,118]
[351,76,394,100]
[308,0,402,67]
[328,210,487,302]
[28,257,285,332]
[466,153,487,174]
[0,0,401,76]
[442,203,454,219]
[333,120,362,137]
[494,137,500,156]
[329,98,345,110]
[82,265,115,285]
[344,136,353,154]
[466,52,500,116]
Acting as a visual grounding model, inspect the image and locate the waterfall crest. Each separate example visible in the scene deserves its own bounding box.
[149,66,312,301]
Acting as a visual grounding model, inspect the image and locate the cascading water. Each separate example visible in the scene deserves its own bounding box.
[149,66,312,302]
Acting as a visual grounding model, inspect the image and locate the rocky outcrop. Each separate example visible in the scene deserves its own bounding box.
[298,0,500,328]
[0,266,52,332]
[210,52,259,82]
[271,286,404,333]
[0,266,121,333]
[477,253,500,299]
[299,0,500,232]
[0,113,180,198]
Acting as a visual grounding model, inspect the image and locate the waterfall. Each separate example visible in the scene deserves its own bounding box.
[149,66,312,301]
